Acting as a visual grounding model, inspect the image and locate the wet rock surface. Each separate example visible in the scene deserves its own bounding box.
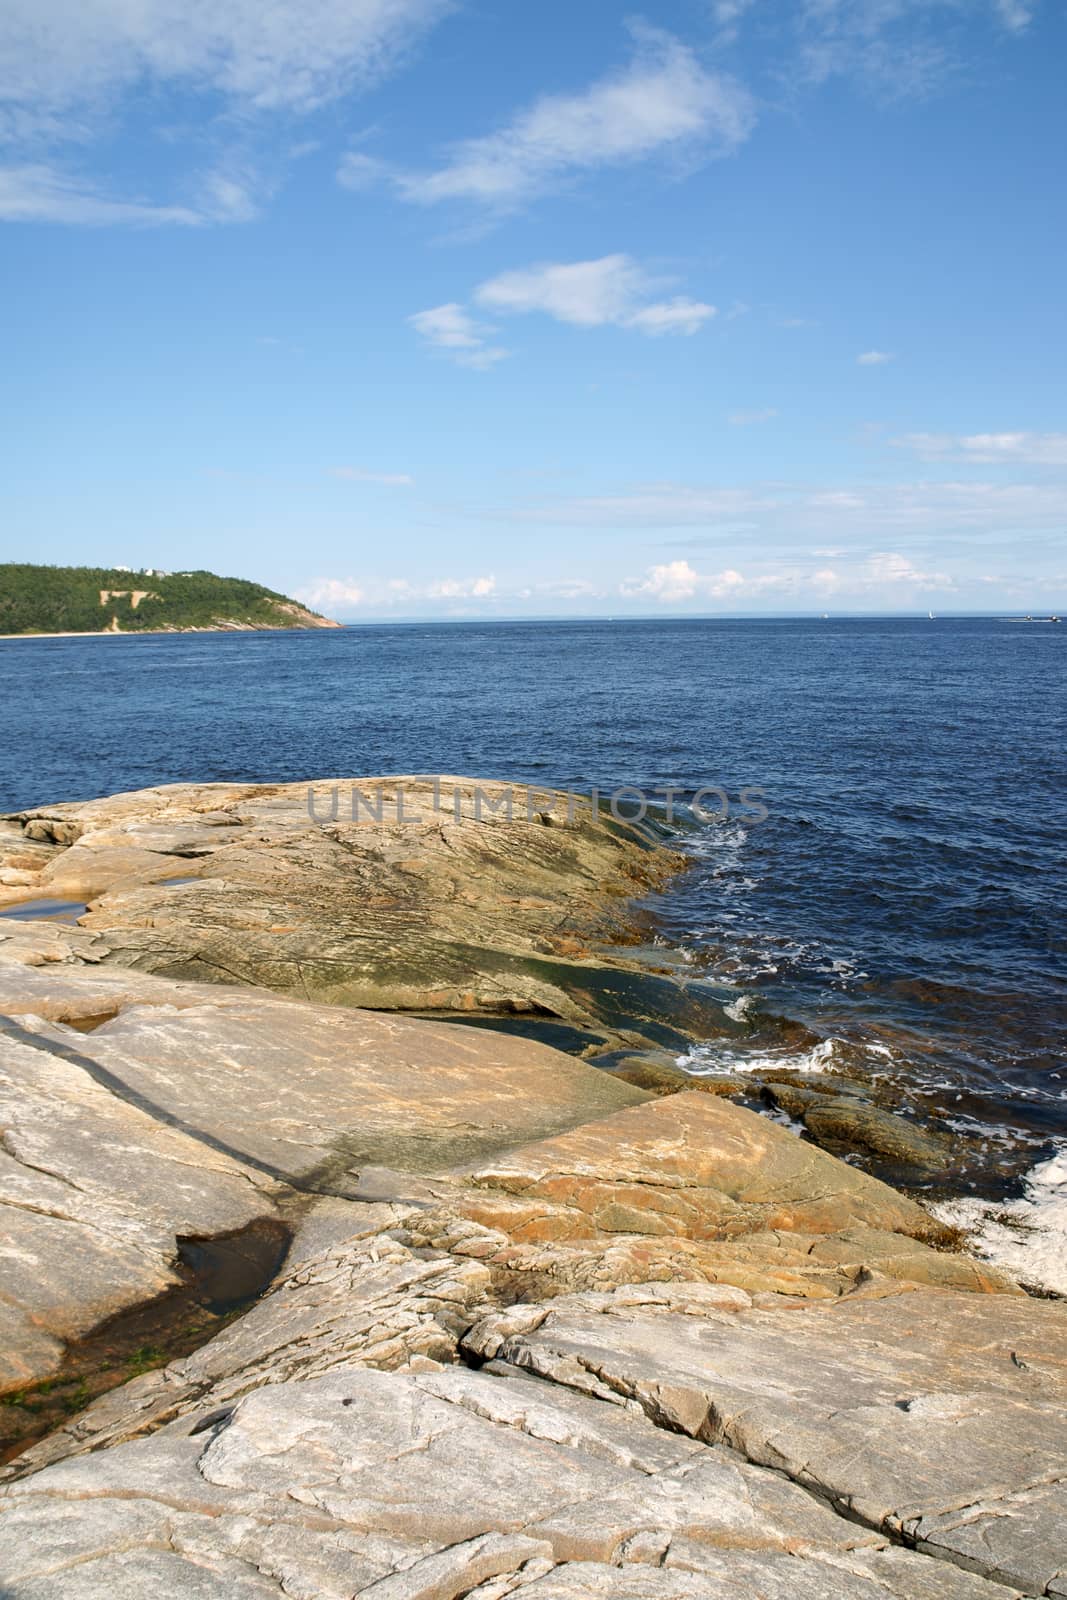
[761,1079,959,1182]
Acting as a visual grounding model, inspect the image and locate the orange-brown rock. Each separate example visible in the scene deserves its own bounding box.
[466,1091,951,1245]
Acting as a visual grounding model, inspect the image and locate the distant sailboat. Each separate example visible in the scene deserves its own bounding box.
[928,611,935,620]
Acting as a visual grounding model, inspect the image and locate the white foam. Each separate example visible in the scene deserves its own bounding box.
[723,993,757,1023]
[761,1104,806,1136]
[676,1036,839,1078]
[932,1146,1067,1297]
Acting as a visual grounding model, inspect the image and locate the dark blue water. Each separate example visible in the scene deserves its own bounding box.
[2,618,1064,1179]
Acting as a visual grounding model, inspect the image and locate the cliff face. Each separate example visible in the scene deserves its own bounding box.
[0,564,340,634]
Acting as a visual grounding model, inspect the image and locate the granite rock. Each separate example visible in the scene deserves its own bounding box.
[0,779,723,1048]
[0,1360,1028,1599]
[464,1281,1067,1596]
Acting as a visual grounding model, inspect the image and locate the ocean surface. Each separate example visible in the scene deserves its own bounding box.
[2,618,1065,1284]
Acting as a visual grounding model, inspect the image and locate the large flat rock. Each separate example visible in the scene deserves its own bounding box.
[0,957,645,1394]
[56,991,648,1179]
[0,779,724,1047]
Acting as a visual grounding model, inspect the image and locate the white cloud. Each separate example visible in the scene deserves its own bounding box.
[857,349,894,365]
[408,302,509,369]
[297,577,366,611]
[397,25,754,208]
[619,551,957,606]
[428,575,496,598]
[331,466,415,486]
[474,255,715,337]
[478,256,645,327]
[409,302,482,348]
[623,559,702,602]
[298,573,496,610]
[728,407,778,425]
[894,431,1067,466]
[621,561,830,604]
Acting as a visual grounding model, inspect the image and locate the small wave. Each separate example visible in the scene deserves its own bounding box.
[723,993,757,1023]
[814,957,860,978]
[761,1104,806,1136]
[676,1036,839,1078]
[932,1146,1067,1297]
[679,820,750,858]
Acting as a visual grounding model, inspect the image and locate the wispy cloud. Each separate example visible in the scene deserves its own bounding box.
[728,407,778,425]
[337,151,390,191]
[408,302,509,369]
[712,0,759,42]
[866,551,953,589]
[499,477,1067,537]
[992,0,1035,31]
[857,349,894,365]
[786,0,1035,100]
[0,163,202,226]
[0,0,450,126]
[475,256,715,336]
[625,298,716,335]
[394,25,755,209]
[330,466,415,487]
[0,0,449,225]
[893,431,1067,466]
[0,157,270,226]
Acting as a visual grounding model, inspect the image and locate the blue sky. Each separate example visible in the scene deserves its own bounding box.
[1,0,1064,617]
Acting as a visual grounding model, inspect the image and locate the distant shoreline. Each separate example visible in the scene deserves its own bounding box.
[0,625,345,641]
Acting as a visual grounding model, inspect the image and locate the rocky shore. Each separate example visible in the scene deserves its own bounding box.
[0,779,1063,1598]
